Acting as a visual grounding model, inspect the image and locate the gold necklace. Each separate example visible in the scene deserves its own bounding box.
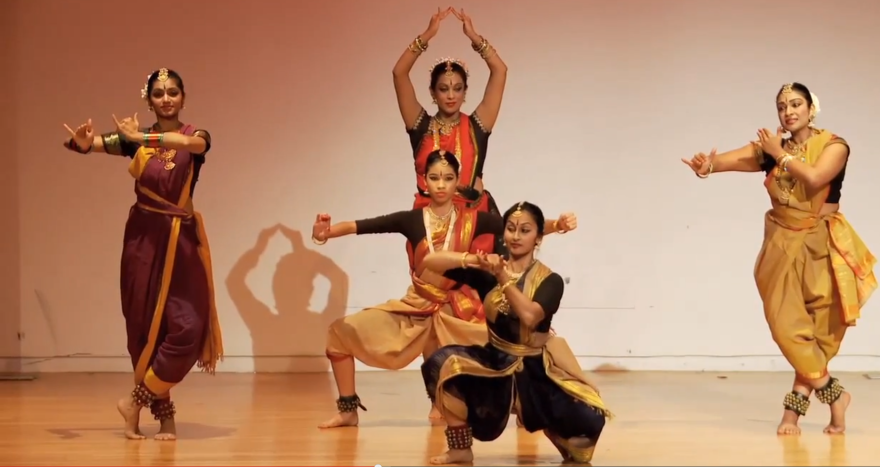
[505,259,536,279]
[152,123,183,171]
[430,116,461,135]
[774,130,815,203]
[431,117,463,165]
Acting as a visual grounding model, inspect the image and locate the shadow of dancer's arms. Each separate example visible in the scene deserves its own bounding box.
[226,225,279,331]
[282,225,350,322]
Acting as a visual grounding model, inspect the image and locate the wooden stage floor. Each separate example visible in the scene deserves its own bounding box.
[1,371,878,466]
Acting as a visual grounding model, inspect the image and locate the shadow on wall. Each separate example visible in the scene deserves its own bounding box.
[226,225,348,373]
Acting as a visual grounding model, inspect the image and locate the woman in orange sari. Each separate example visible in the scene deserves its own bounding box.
[393,7,508,255]
[682,82,876,436]
[311,151,577,429]
[62,68,223,441]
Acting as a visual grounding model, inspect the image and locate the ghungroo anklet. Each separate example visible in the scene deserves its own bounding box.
[131,384,155,407]
[783,391,810,416]
[815,377,844,405]
[445,425,473,450]
[336,394,367,413]
[150,399,177,421]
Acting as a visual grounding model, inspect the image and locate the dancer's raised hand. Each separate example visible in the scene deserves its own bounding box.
[423,7,454,41]
[681,148,715,177]
[63,119,94,151]
[312,213,332,242]
[451,8,482,43]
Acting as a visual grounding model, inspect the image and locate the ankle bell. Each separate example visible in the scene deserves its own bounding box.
[815,377,844,405]
[150,399,177,421]
[783,391,810,416]
[131,384,155,407]
[445,425,473,450]
[336,394,367,413]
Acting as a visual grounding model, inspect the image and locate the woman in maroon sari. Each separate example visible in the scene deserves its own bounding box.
[393,7,508,255]
[62,68,223,441]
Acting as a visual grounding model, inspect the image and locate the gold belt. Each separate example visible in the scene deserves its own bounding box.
[489,329,543,357]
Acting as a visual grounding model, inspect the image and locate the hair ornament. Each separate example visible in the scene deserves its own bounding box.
[430,57,469,77]
[780,83,794,96]
[512,202,524,217]
[141,68,170,100]
[810,91,821,118]
[438,150,449,166]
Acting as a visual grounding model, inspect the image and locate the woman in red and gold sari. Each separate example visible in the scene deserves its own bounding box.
[393,8,508,255]
[62,68,223,441]
[311,151,577,429]
[682,82,876,436]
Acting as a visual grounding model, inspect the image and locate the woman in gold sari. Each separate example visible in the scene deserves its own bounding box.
[61,68,223,440]
[682,82,876,436]
[419,201,611,465]
[310,152,578,429]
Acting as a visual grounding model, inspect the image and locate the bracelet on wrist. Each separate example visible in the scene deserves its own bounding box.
[409,36,428,54]
[553,220,568,234]
[143,132,164,148]
[65,138,93,154]
[696,161,714,179]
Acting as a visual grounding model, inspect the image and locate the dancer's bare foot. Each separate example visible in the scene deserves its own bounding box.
[155,418,177,441]
[117,396,145,440]
[429,448,474,465]
[824,391,851,434]
[428,406,444,421]
[777,409,802,435]
[317,411,358,429]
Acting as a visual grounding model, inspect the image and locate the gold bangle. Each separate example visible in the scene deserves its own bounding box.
[696,161,714,179]
[410,36,428,54]
[480,45,496,60]
[471,36,487,52]
[460,251,470,268]
[500,277,517,293]
[779,153,795,172]
[553,220,567,234]
[311,236,327,246]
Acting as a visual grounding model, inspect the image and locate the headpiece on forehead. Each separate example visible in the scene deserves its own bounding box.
[438,150,449,166]
[780,82,822,121]
[141,68,170,100]
[430,57,470,78]
[512,202,524,217]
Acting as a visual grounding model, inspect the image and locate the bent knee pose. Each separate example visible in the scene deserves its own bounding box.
[393,7,508,255]
[62,68,223,441]
[311,152,577,429]
[420,201,610,465]
[682,82,876,435]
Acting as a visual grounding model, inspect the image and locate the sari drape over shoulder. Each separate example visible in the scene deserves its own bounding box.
[753,129,876,380]
[410,111,501,254]
[122,124,223,395]
[325,208,488,371]
[422,261,611,463]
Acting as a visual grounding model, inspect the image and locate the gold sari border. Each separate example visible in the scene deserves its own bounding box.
[131,151,223,383]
